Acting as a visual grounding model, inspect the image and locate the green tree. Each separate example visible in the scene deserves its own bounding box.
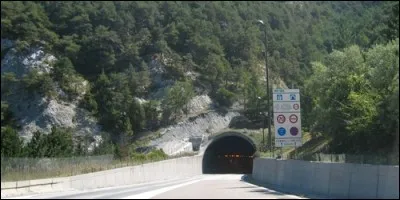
[128,100,146,132]
[126,63,151,97]
[244,73,265,117]
[162,80,195,123]
[143,100,160,129]
[44,127,74,157]
[305,41,399,153]
[365,39,399,152]
[215,87,236,107]
[1,126,24,157]
[92,132,115,155]
[81,91,98,114]
[1,1,57,50]
[382,2,399,41]
[26,131,47,158]
[1,101,13,126]
[76,25,122,76]
[53,57,87,99]
[22,69,56,98]
[1,72,18,97]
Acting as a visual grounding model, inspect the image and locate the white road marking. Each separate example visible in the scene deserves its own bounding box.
[2,176,205,199]
[3,175,306,199]
[121,179,204,199]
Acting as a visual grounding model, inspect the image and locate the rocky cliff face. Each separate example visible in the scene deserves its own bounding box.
[150,111,240,155]
[1,39,240,155]
[1,39,101,147]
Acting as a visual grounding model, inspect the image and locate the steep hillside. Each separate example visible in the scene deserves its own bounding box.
[1,1,398,157]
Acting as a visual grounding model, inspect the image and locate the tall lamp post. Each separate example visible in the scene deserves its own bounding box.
[257,20,272,153]
[256,96,265,151]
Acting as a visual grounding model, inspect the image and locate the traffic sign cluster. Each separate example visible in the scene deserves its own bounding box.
[273,89,302,147]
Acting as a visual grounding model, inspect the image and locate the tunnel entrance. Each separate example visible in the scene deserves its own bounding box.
[202,133,256,174]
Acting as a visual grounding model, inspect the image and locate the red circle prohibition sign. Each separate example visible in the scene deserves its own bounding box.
[289,114,298,123]
[293,103,299,110]
[277,115,286,124]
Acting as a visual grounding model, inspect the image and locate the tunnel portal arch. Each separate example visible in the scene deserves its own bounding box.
[202,132,257,174]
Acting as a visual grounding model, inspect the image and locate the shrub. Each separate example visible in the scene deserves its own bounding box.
[22,69,56,97]
[1,126,24,157]
[215,87,236,107]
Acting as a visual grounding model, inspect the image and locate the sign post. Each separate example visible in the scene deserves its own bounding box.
[273,89,302,149]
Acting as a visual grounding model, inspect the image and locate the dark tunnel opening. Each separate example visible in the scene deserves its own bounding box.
[202,135,256,174]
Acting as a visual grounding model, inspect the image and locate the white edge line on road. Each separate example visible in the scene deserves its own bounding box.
[2,176,206,199]
[74,176,205,199]
[2,195,36,199]
[121,179,203,199]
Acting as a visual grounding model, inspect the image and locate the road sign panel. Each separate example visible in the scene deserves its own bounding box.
[273,88,302,147]
[289,114,298,123]
[277,115,286,124]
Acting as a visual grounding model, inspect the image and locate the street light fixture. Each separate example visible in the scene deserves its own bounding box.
[257,19,272,153]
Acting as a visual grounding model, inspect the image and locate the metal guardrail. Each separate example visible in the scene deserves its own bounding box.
[1,155,114,182]
[1,151,199,182]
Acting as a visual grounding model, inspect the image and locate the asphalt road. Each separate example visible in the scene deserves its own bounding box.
[4,175,305,199]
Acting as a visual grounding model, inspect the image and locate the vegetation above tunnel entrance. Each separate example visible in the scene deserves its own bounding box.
[1,1,398,162]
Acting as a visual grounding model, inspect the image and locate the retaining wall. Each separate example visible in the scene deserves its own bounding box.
[1,156,203,198]
[252,158,399,199]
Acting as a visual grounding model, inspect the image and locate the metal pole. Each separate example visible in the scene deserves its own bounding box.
[264,24,272,153]
[256,98,260,123]
[262,114,265,152]
[257,98,265,152]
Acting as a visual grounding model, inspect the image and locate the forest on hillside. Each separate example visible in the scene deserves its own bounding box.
[1,1,399,158]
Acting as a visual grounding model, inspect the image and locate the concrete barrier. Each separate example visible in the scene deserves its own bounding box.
[312,162,330,196]
[1,182,16,190]
[51,177,70,191]
[1,155,203,198]
[252,158,399,199]
[275,159,286,187]
[29,178,53,193]
[348,164,378,199]
[1,182,17,197]
[328,163,352,198]
[377,165,400,199]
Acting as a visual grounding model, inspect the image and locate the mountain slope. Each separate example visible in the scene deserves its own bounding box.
[1,1,397,157]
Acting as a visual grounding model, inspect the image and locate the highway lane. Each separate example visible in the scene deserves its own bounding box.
[3,176,204,199]
[4,175,305,199]
[149,174,305,199]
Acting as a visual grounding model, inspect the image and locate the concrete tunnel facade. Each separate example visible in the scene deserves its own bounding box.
[202,131,257,174]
